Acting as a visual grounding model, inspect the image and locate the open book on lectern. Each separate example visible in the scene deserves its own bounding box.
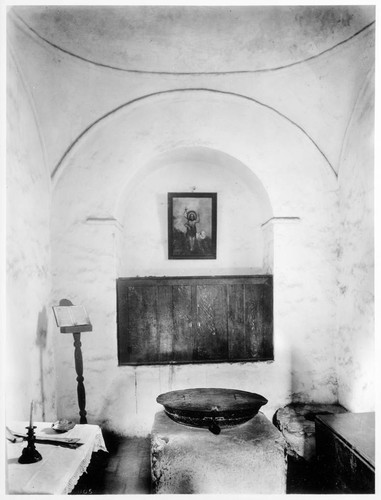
[52,305,92,333]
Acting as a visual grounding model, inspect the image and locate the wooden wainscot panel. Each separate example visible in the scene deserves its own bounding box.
[117,275,273,365]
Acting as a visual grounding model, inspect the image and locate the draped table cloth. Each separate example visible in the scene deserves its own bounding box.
[6,421,108,495]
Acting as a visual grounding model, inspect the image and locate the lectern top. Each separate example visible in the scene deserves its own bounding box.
[52,305,92,333]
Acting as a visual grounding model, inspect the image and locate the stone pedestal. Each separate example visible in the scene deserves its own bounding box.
[151,410,287,494]
[274,403,347,461]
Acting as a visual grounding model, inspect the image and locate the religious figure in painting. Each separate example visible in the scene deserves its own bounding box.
[169,194,216,259]
[184,208,200,252]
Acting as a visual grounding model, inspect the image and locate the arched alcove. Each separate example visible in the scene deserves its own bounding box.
[51,89,338,435]
[116,146,273,277]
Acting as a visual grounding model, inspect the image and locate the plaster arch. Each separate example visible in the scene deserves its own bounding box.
[51,89,339,434]
[51,88,337,184]
[51,88,337,226]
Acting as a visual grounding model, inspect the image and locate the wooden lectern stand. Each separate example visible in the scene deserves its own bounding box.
[53,300,92,424]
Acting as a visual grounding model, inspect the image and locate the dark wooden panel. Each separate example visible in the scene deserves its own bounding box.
[120,275,270,287]
[244,284,264,358]
[117,276,273,365]
[227,284,247,359]
[262,281,274,358]
[156,285,173,362]
[194,284,228,361]
[116,283,131,363]
[252,282,273,359]
[172,285,193,361]
[126,285,158,363]
[244,284,272,358]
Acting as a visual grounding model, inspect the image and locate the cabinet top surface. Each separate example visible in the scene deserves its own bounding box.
[316,412,375,468]
[118,274,272,281]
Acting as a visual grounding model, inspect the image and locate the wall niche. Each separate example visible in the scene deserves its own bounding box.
[116,147,274,278]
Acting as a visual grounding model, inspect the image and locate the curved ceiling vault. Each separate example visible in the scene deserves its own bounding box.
[8,6,375,183]
[13,5,375,74]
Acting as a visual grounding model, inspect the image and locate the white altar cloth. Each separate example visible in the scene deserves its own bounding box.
[6,421,108,495]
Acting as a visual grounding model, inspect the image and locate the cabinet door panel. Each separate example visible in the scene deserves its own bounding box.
[244,284,262,358]
[117,284,130,363]
[126,286,158,363]
[194,284,228,361]
[156,285,173,362]
[259,282,274,359]
[227,284,247,359]
[172,285,193,361]
[244,283,273,359]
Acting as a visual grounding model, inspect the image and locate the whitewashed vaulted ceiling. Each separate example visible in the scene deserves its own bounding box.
[8,5,375,177]
[13,5,374,73]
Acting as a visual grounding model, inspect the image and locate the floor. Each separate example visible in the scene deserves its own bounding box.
[70,431,325,495]
[71,432,152,495]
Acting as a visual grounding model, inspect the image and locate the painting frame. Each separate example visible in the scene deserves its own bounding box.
[168,192,217,259]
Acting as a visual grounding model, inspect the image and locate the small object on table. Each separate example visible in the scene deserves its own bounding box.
[18,425,42,464]
[6,427,23,443]
[11,429,81,448]
[52,419,76,433]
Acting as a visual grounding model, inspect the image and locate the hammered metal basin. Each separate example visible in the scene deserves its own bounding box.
[157,388,267,434]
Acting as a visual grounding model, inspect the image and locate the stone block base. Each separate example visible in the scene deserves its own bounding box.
[151,410,287,494]
[274,403,347,461]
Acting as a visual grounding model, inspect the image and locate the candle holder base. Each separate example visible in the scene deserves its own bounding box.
[18,426,42,464]
[18,446,43,464]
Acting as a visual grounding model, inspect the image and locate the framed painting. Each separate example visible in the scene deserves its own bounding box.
[168,193,217,259]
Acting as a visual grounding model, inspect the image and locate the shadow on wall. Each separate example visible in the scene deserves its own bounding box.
[290,349,338,405]
[35,306,48,421]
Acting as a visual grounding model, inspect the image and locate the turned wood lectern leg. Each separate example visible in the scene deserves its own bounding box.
[73,332,87,424]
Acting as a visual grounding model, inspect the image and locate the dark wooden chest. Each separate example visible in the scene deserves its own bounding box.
[315,412,375,494]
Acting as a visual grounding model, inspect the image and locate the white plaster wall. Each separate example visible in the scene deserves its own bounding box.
[336,69,374,411]
[51,91,338,435]
[273,218,338,403]
[6,52,56,422]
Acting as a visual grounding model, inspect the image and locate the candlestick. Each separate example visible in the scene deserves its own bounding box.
[18,425,42,464]
[29,401,33,429]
